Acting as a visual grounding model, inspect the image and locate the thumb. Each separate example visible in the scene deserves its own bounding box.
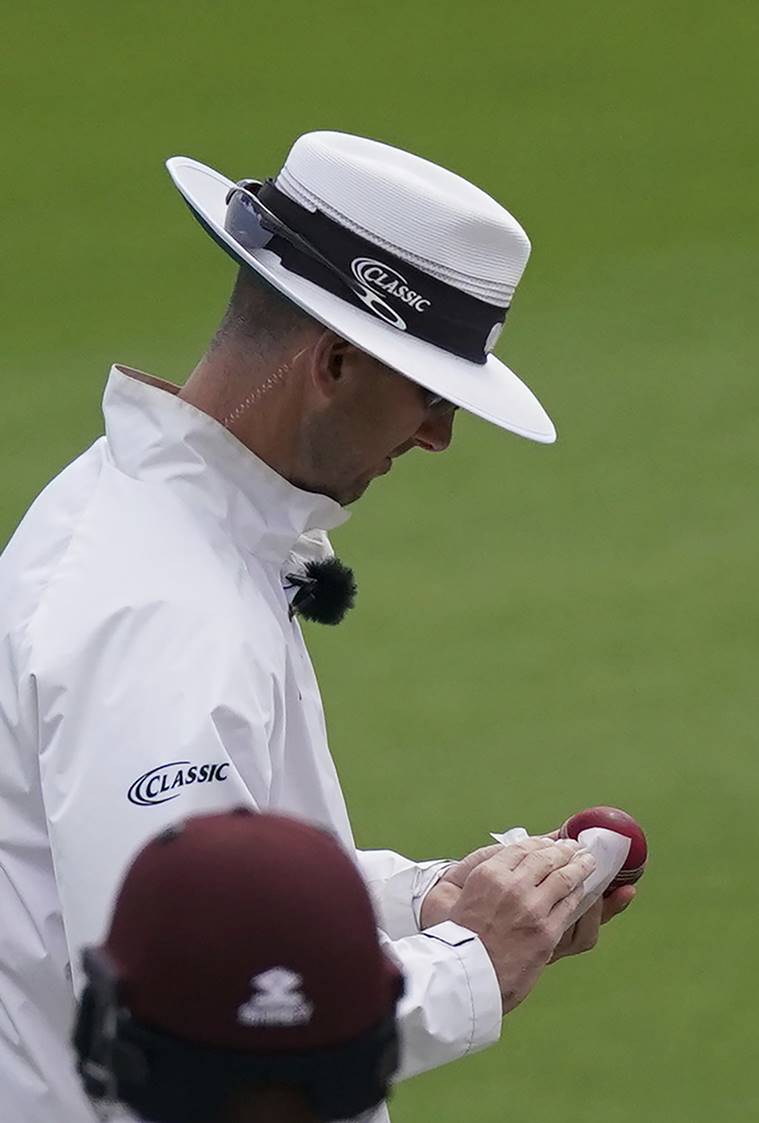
[601,884,636,923]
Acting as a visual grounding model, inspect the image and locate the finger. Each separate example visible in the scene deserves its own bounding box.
[517,840,586,887]
[472,836,562,883]
[441,844,503,888]
[498,836,568,874]
[549,875,592,928]
[547,926,573,964]
[540,850,597,906]
[566,896,603,953]
[444,835,561,889]
[601,884,636,923]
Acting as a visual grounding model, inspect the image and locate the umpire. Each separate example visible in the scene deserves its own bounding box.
[0,130,632,1123]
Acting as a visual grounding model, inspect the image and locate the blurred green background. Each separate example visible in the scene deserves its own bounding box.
[2,1,756,1119]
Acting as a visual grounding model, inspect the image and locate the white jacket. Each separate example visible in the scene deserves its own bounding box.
[0,367,502,1123]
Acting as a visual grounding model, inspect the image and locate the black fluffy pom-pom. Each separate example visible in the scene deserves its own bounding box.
[286,557,357,626]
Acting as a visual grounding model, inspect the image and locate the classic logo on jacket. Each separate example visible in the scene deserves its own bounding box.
[127,760,231,806]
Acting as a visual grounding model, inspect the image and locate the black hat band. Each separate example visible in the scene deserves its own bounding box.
[222,179,508,364]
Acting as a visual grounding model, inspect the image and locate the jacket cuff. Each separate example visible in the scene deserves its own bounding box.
[358,851,452,939]
[390,919,502,1081]
[384,857,451,939]
[421,921,503,1054]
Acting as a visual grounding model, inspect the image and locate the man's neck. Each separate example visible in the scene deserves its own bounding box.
[179,344,308,485]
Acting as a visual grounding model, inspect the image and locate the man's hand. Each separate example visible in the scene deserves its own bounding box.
[420,836,636,975]
[446,838,597,1012]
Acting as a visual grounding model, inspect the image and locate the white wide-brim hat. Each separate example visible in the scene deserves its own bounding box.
[166,131,556,443]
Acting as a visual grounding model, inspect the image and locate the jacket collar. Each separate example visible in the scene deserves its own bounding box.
[103,366,349,563]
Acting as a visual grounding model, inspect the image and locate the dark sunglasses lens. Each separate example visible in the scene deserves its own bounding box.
[224,190,275,251]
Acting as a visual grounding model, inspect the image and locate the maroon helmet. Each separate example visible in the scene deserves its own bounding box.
[74,809,404,1122]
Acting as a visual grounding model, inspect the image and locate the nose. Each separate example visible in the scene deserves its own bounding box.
[413,409,455,453]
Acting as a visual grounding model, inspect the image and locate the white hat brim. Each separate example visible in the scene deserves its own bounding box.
[166,157,557,444]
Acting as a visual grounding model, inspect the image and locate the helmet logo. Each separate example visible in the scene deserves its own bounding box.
[237,967,313,1027]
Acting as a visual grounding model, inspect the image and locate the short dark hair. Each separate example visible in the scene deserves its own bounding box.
[212,266,313,353]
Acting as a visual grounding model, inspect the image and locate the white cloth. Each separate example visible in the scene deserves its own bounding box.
[490,826,631,927]
[0,366,502,1123]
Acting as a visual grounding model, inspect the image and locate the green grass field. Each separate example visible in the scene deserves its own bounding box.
[3,2,756,1119]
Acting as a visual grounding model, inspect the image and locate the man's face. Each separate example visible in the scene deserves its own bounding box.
[302,345,458,505]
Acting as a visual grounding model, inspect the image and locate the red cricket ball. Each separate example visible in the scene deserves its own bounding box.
[559,806,648,893]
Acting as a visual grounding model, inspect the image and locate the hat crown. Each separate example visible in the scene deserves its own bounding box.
[276,131,530,306]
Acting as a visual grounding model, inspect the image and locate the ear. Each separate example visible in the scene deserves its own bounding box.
[309,331,360,402]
